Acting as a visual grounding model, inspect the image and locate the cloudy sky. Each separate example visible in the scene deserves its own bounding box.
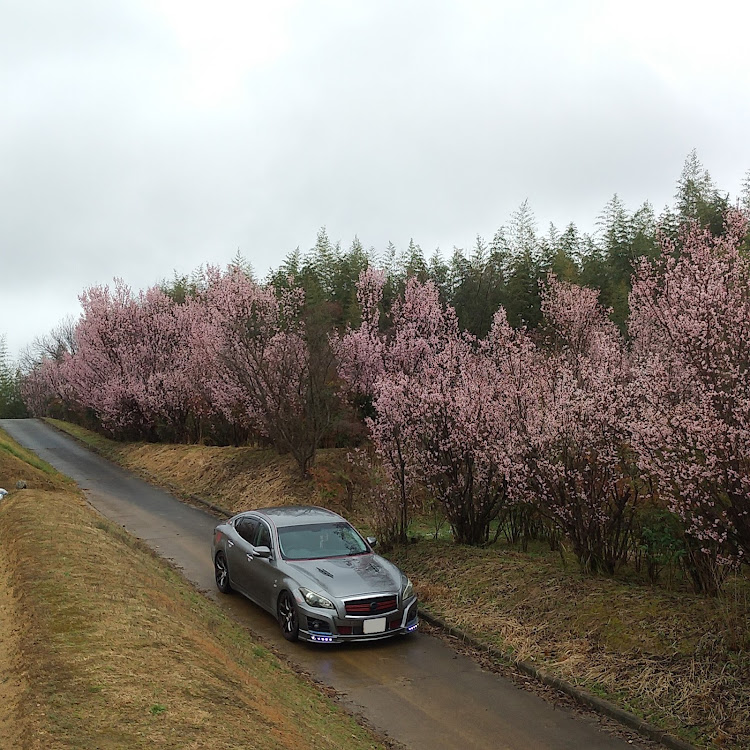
[2,0,750,360]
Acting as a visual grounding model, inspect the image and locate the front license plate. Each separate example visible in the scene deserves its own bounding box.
[363,617,386,634]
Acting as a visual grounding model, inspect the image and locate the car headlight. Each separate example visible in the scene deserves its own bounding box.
[299,587,335,609]
[401,576,414,600]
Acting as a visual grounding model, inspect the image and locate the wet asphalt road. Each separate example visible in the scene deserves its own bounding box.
[1,419,645,750]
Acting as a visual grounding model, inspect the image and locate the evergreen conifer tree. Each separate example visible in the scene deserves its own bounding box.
[0,335,27,418]
[675,149,728,235]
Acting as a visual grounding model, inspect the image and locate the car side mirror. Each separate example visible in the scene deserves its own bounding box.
[366,536,377,548]
[253,545,272,558]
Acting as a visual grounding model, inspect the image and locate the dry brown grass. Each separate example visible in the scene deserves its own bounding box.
[388,541,750,750]
[0,518,25,749]
[0,429,385,750]
[47,419,355,515]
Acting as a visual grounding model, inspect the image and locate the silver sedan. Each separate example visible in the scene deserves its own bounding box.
[211,505,419,643]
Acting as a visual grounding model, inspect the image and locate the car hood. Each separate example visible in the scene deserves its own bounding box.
[287,553,401,598]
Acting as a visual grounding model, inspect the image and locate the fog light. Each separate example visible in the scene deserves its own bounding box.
[307,618,331,633]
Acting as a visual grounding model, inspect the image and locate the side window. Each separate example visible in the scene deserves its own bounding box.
[235,516,259,544]
[256,522,272,549]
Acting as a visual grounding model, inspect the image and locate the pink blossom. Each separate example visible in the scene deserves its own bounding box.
[629,210,750,573]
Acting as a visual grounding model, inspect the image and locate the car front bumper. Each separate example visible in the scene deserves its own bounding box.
[297,597,419,644]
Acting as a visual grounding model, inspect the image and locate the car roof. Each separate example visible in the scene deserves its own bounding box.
[245,505,347,528]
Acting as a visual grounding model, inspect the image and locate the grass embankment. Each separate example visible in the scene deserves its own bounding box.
[388,542,749,750]
[46,419,342,515]
[45,419,750,749]
[0,429,385,750]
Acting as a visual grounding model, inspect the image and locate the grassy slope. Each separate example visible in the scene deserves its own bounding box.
[46,419,349,515]
[388,541,749,749]
[0,430,385,750]
[44,420,750,749]
[0,429,75,747]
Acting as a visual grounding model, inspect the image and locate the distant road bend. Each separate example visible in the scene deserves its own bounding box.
[1,418,647,750]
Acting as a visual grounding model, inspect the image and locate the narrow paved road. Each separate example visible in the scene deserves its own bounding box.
[2,419,645,750]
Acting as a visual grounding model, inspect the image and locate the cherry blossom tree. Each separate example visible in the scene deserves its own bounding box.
[510,276,640,573]
[629,210,750,591]
[195,267,337,476]
[335,269,415,541]
[338,274,524,545]
[22,350,77,419]
[334,267,386,399]
[21,317,81,420]
[22,265,339,468]
[55,281,200,440]
[63,281,156,435]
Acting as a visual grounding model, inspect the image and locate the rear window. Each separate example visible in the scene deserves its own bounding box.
[277,522,368,560]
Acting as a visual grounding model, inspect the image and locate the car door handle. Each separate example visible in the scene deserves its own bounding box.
[227,540,234,548]
[246,554,253,562]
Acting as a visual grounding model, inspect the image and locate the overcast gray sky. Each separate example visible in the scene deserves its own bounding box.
[2,0,750,360]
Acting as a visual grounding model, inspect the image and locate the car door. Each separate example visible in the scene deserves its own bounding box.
[227,515,259,597]
[243,519,280,615]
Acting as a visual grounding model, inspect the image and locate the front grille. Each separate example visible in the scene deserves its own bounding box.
[337,616,401,636]
[344,595,398,616]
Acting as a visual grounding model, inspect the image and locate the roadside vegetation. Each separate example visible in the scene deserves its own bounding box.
[47,419,750,750]
[17,151,750,748]
[21,151,750,586]
[388,542,749,750]
[0,430,385,750]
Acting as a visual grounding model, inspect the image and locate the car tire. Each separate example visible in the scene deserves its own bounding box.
[277,591,299,642]
[214,551,232,594]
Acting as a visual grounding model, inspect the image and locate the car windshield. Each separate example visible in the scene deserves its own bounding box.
[277,522,368,560]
